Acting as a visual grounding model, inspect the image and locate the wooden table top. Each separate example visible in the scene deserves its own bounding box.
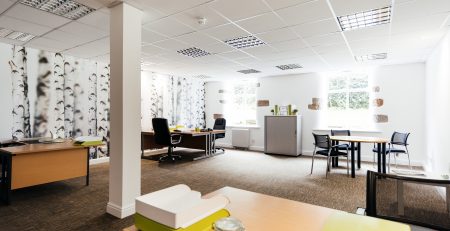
[124,187,409,231]
[330,136,389,143]
[0,140,93,155]
[142,130,225,137]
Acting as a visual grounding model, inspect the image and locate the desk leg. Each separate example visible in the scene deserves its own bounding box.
[446,185,450,217]
[357,142,361,169]
[377,143,382,174]
[351,142,355,178]
[86,148,90,186]
[382,143,387,174]
[1,155,12,205]
[397,180,404,216]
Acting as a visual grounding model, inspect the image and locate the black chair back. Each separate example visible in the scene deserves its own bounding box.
[213,118,226,139]
[391,132,410,146]
[331,129,351,136]
[312,133,331,149]
[152,118,171,146]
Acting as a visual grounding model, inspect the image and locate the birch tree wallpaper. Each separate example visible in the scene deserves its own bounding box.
[4,44,110,160]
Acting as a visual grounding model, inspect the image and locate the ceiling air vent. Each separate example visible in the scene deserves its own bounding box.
[337,6,391,31]
[0,27,35,42]
[177,47,211,58]
[20,0,96,20]
[225,35,265,49]
[237,69,261,74]
[276,63,303,70]
[355,53,387,62]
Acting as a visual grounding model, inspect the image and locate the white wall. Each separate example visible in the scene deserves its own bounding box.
[425,31,450,173]
[205,63,427,166]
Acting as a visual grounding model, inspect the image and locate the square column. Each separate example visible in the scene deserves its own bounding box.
[107,2,142,218]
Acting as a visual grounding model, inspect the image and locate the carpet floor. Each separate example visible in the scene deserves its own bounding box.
[0,149,443,231]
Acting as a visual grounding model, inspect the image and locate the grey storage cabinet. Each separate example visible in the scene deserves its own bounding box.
[264,115,302,156]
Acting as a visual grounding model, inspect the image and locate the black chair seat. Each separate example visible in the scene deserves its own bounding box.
[335,144,358,151]
[316,149,348,156]
[371,147,406,154]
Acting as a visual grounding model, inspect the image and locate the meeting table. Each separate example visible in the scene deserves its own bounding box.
[330,136,390,178]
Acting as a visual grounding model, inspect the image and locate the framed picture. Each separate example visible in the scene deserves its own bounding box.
[279,106,288,116]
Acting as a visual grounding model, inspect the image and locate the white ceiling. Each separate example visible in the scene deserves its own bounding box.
[0,0,449,80]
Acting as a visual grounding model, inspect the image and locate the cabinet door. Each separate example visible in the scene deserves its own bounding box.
[265,117,297,155]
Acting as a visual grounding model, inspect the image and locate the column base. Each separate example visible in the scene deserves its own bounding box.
[106,202,135,218]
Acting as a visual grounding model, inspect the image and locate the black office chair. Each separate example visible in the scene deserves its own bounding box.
[152,118,182,162]
[372,132,411,171]
[311,133,349,178]
[213,118,226,152]
[330,129,358,151]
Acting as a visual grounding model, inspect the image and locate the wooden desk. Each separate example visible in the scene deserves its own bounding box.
[330,136,389,178]
[141,130,225,160]
[124,187,410,231]
[0,140,95,205]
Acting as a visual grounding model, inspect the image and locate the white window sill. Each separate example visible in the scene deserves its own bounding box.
[313,128,381,133]
[226,125,260,129]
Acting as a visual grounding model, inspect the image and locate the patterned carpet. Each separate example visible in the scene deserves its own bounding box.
[0,149,442,231]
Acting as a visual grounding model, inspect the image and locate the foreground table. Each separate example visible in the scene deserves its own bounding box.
[330,136,389,178]
[124,187,410,231]
[0,140,95,205]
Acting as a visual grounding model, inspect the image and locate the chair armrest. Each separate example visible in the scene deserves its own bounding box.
[170,134,182,145]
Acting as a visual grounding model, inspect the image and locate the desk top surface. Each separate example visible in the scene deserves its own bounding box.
[142,130,225,137]
[0,140,92,155]
[330,136,389,143]
[124,186,410,231]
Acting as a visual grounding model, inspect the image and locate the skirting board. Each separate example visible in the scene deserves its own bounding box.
[106,202,136,219]
[90,157,109,165]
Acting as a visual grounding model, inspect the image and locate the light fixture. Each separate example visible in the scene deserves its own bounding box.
[225,35,265,49]
[0,27,35,42]
[355,53,387,62]
[237,69,261,74]
[177,47,211,58]
[20,0,96,20]
[337,6,391,31]
[275,64,303,70]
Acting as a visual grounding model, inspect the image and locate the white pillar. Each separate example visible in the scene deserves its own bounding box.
[107,2,142,219]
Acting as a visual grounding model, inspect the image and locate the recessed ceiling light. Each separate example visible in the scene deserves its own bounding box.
[337,6,391,31]
[177,47,211,58]
[275,64,303,70]
[20,0,96,20]
[355,53,387,62]
[237,69,261,74]
[0,27,35,42]
[225,35,266,49]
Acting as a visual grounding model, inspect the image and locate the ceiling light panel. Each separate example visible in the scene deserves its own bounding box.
[337,6,391,31]
[276,63,303,70]
[355,53,387,62]
[225,35,266,49]
[0,27,35,42]
[237,69,261,74]
[20,0,95,20]
[177,47,211,58]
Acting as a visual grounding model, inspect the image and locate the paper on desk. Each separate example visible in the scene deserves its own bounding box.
[74,136,103,142]
[135,184,230,229]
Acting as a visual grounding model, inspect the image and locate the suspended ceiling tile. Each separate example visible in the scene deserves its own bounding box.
[275,0,333,26]
[329,0,391,16]
[236,12,286,34]
[209,0,271,21]
[173,4,229,30]
[291,18,341,38]
[256,27,298,44]
[203,23,250,41]
[143,17,194,38]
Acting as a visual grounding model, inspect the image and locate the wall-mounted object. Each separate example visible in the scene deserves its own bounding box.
[373,98,384,107]
[219,100,227,104]
[213,114,223,119]
[373,86,380,92]
[308,98,321,110]
[374,114,389,123]
[257,100,269,107]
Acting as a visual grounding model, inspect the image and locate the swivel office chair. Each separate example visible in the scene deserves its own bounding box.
[213,118,226,153]
[152,118,182,162]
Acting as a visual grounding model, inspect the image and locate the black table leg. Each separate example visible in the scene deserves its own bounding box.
[377,143,382,174]
[382,143,387,174]
[86,148,90,186]
[1,155,12,205]
[331,140,336,167]
[357,142,361,169]
[351,142,355,178]
[335,141,339,167]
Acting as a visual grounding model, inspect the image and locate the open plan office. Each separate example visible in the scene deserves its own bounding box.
[0,0,449,230]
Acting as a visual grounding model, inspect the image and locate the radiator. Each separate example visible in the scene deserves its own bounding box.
[232,129,250,149]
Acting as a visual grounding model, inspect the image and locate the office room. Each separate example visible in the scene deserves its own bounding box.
[0,0,449,230]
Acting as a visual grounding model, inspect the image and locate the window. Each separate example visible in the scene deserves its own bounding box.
[224,81,257,126]
[327,72,372,129]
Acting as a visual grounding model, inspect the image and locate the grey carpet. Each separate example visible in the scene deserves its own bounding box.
[0,149,443,230]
